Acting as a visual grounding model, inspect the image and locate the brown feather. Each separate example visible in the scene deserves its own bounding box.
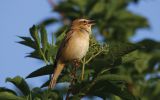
[48,19,93,89]
[48,61,65,89]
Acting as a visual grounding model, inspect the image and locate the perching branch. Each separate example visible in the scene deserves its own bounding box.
[65,60,79,100]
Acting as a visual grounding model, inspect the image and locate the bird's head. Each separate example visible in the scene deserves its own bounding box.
[71,19,95,33]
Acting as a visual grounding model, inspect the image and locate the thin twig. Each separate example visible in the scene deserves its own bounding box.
[85,50,103,64]
[80,47,105,80]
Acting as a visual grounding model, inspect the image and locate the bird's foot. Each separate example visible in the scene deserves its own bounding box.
[72,59,80,68]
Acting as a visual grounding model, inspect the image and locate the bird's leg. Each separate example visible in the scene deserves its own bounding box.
[71,59,80,82]
[73,59,80,68]
[70,59,80,79]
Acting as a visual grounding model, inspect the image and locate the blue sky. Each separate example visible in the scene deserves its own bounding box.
[0,0,160,90]
[129,0,160,42]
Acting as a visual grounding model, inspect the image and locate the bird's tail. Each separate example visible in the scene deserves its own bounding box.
[49,60,65,89]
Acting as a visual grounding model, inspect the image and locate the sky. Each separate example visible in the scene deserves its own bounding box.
[0,0,160,92]
[129,0,160,42]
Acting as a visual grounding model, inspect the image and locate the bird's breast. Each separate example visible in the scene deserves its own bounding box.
[62,32,89,61]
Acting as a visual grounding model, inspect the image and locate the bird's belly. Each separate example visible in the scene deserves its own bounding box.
[63,37,89,61]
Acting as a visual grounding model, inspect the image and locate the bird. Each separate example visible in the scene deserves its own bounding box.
[49,18,95,89]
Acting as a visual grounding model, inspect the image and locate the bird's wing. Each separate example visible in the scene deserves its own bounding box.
[55,30,74,61]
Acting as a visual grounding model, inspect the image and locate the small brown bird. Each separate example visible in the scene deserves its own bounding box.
[49,18,95,89]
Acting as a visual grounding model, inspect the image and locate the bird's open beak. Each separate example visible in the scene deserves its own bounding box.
[88,20,95,25]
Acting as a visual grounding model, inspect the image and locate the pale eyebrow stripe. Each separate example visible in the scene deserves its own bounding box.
[78,19,87,21]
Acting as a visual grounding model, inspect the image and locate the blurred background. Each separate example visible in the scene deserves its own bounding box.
[0,0,160,99]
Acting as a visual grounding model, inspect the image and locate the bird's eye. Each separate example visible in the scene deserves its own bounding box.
[83,21,86,23]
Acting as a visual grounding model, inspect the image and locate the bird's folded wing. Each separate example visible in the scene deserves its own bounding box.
[55,30,75,61]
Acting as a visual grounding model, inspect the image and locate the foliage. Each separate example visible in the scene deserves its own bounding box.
[1,0,160,100]
[0,76,62,100]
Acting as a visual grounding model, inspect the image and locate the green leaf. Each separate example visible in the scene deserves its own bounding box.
[29,25,40,48]
[90,42,139,74]
[27,50,42,60]
[122,50,140,64]
[71,75,136,100]
[56,30,66,45]
[31,87,42,99]
[152,81,160,96]
[69,95,81,100]
[105,42,138,65]
[6,76,30,96]
[40,25,48,52]
[26,65,53,78]
[46,45,58,62]
[96,74,131,82]
[42,90,62,100]
[134,52,152,73]
[0,92,24,100]
[31,88,62,100]
[18,36,35,49]
[137,39,160,52]
[54,2,81,19]
[0,87,17,95]
[85,0,99,16]
[148,56,160,72]
[89,80,137,100]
